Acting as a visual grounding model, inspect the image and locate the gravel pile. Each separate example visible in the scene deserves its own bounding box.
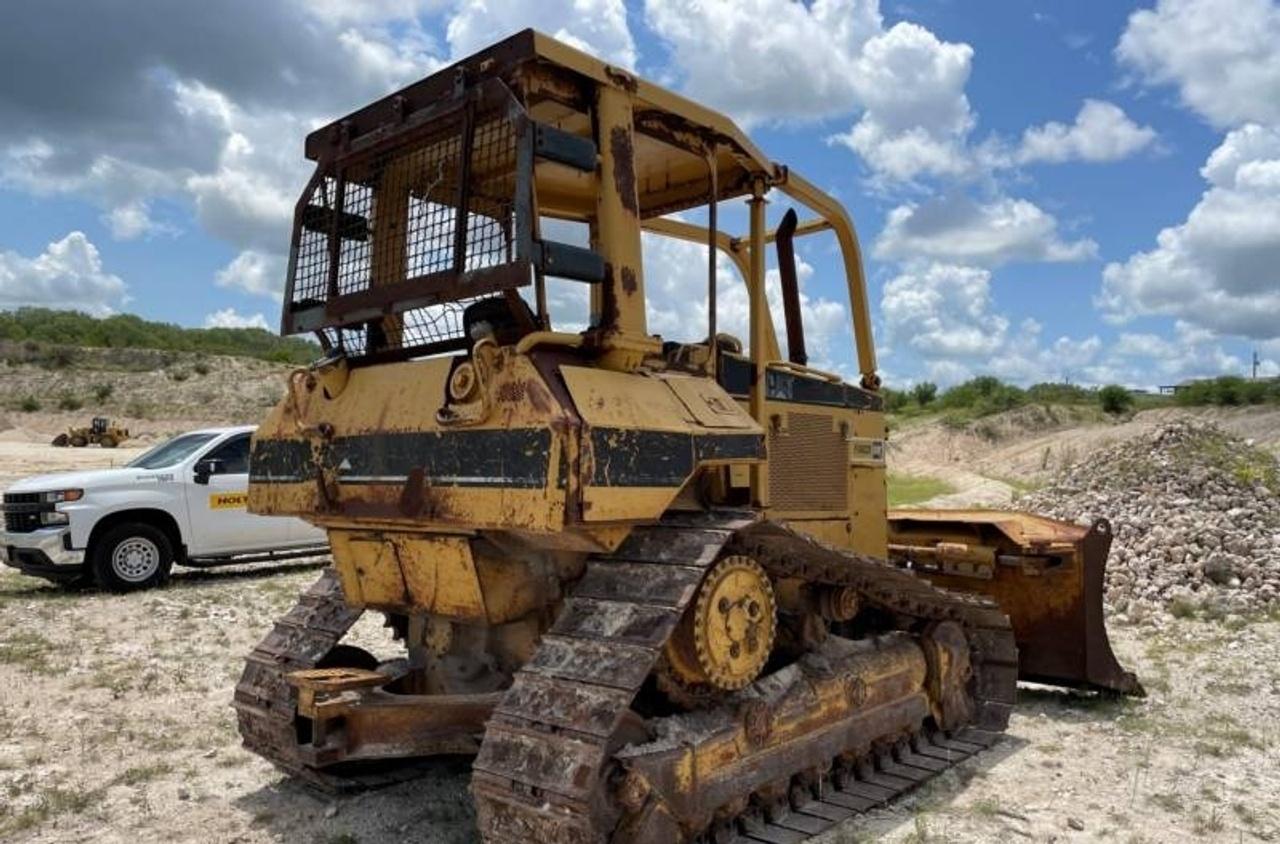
[1020,421,1280,619]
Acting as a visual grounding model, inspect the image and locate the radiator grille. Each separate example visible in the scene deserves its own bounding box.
[769,412,847,511]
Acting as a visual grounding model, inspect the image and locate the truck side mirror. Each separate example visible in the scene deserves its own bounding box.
[193,458,221,485]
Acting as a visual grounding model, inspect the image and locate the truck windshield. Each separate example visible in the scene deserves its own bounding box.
[126,433,220,470]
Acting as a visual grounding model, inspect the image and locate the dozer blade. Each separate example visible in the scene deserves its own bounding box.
[887,509,1144,697]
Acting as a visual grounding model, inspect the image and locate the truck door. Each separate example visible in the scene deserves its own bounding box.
[186,433,293,555]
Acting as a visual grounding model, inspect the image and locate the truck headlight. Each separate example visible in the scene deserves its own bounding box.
[40,511,70,526]
[40,489,83,504]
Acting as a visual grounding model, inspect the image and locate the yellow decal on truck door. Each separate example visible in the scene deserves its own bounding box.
[209,492,249,509]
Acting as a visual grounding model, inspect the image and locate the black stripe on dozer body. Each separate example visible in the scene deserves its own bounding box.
[717,354,885,412]
[588,428,765,488]
[250,429,552,489]
[251,428,764,489]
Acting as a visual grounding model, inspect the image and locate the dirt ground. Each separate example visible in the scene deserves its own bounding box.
[1,412,1278,843]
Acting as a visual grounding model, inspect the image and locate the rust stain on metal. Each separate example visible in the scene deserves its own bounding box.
[599,262,621,327]
[620,266,638,296]
[398,467,427,517]
[495,382,525,403]
[609,126,638,216]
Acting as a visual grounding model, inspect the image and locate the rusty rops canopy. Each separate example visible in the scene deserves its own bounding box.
[280,28,881,384]
[302,29,777,216]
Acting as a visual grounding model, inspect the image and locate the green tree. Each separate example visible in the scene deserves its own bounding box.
[0,308,318,365]
[1098,384,1133,415]
[882,387,909,412]
[911,381,938,406]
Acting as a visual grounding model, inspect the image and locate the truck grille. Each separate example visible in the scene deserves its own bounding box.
[3,492,47,533]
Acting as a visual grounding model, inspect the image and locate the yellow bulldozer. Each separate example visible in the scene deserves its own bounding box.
[238,31,1140,843]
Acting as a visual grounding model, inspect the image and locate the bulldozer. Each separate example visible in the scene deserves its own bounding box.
[238,31,1140,843]
[51,417,129,448]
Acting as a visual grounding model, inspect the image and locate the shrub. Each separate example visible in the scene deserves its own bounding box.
[911,381,938,406]
[1098,384,1134,415]
[170,368,190,382]
[938,376,1026,417]
[93,383,114,401]
[41,346,77,369]
[193,360,211,376]
[882,388,909,413]
[1175,376,1280,407]
[1026,382,1093,404]
[125,400,152,419]
[57,394,83,411]
[19,396,41,412]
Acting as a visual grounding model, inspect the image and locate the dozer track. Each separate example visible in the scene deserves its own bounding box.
[234,571,410,791]
[472,513,1018,844]
[235,514,1016,839]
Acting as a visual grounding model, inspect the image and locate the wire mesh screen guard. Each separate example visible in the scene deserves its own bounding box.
[286,92,528,358]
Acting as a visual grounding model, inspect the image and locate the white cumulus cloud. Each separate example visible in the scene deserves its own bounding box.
[643,0,881,124]
[832,22,977,183]
[1099,123,1280,339]
[875,194,1098,267]
[215,250,286,300]
[1016,99,1158,164]
[449,0,636,67]
[644,0,976,183]
[0,231,127,315]
[880,262,1106,386]
[1117,0,1280,128]
[881,263,1006,365]
[204,308,270,330]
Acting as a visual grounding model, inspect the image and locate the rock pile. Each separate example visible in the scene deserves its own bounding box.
[1020,421,1280,619]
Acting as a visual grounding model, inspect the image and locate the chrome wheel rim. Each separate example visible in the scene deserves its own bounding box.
[112,537,161,582]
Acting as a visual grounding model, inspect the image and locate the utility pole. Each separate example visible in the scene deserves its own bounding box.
[1253,349,1261,380]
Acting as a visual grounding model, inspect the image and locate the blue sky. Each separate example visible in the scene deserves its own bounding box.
[1,0,1277,389]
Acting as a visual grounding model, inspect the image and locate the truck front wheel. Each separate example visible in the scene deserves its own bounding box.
[90,523,174,592]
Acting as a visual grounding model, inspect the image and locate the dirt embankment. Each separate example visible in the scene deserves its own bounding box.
[888,404,1280,508]
[0,348,293,445]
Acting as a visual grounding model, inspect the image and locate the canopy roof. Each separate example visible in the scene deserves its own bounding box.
[305,29,781,219]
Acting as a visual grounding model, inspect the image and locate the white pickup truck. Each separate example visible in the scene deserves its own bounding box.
[0,425,327,591]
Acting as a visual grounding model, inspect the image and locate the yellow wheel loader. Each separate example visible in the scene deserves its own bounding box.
[51,417,129,448]
[238,31,1140,843]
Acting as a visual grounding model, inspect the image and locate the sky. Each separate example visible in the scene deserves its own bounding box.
[1,0,1278,389]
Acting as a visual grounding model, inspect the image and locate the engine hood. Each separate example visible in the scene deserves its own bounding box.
[5,467,162,494]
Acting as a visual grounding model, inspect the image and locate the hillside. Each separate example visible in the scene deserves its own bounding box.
[0,347,294,444]
[888,402,1280,508]
[0,308,317,365]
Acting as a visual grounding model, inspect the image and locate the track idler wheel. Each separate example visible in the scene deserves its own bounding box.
[662,555,777,696]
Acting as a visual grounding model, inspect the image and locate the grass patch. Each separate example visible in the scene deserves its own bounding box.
[0,631,58,674]
[968,796,1002,817]
[114,763,172,787]
[0,784,102,835]
[1232,802,1260,827]
[888,473,957,507]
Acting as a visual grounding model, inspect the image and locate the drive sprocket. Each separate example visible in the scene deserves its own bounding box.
[662,554,777,694]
